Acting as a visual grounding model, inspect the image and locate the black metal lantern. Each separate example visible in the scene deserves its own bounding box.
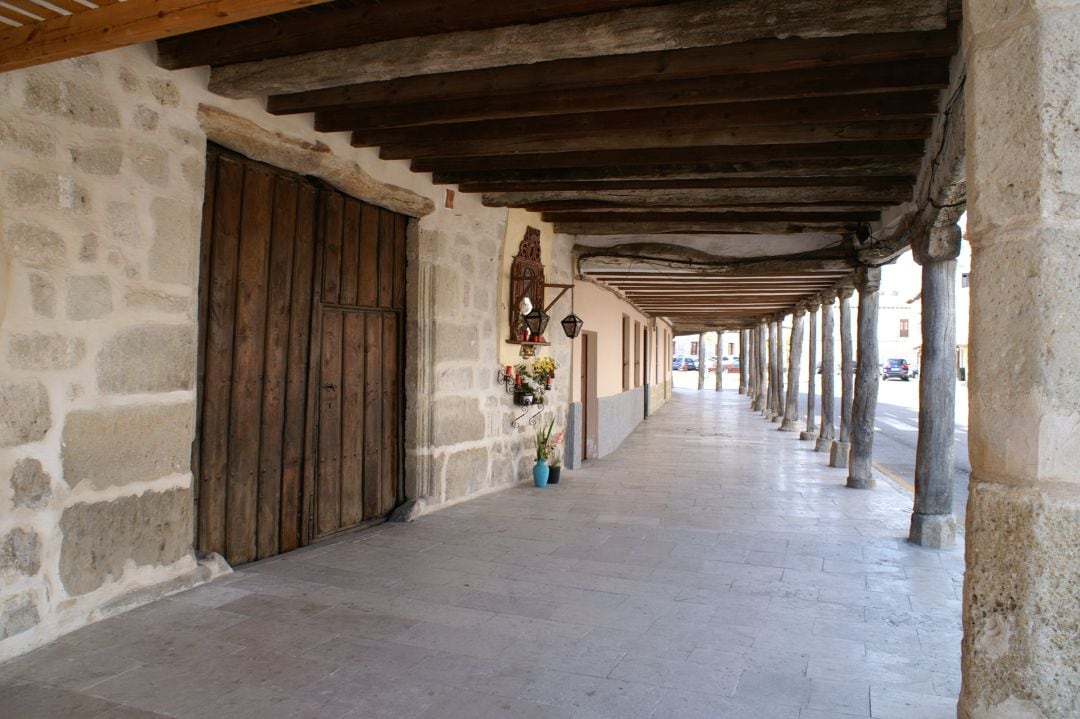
[560,313,584,339]
[523,307,550,338]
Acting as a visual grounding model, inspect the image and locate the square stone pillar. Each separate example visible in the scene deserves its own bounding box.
[962,2,1080,717]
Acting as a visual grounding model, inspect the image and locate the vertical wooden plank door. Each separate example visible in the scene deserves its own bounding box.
[195,146,406,565]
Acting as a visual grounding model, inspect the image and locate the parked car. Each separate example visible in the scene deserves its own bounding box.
[721,355,740,373]
[706,356,718,372]
[882,358,912,381]
[673,356,697,371]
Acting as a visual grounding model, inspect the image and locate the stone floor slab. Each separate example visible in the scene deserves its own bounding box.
[0,389,963,718]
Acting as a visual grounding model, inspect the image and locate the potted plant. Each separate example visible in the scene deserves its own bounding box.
[546,430,564,484]
[514,356,558,404]
[533,418,554,487]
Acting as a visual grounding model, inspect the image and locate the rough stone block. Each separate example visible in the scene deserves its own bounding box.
[70,145,122,176]
[79,234,98,262]
[66,275,112,321]
[96,324,195,394]
[148,197,197,285]
[133,105,158,132]
[7,332,85,370]
[434,324,479,362]
[960,481,1080,719]
[118,67,141,93]
[0,593,39,640]
[10,458,52,509]
[148,78,181,107]
[106,201,144,247]
[0,118,55,157]
[444,447,489,499]
[124,288,192,315]
[24,73,120,127]
[59,488,194,596]
[29,272,56,317]
[131,143,169,186]
[431,396,485,446]
[0,528,41,576]
[437,367,473,392]
[61,402,192,489]
[5,168,89,212]
[2,221,66,268]
[0,381,50,447]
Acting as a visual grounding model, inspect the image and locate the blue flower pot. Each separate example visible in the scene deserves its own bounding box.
[533,460,549,487]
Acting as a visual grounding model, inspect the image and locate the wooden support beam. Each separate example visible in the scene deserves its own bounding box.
[208,0,950,98]
[353,91,939,148]
[270,30,956,118]
[483,187,912,209]
[532,200,890,213]
[556,221,853,235]
[543,211,878,224]
[456,176,914,195]
[378,119,934,160]
[433,159,921,186]
[411,140,927,174]
[311,59,950,132]
[0,0,331,73]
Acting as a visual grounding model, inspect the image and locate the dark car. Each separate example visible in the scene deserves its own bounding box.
[882,358,911,381]
[673,356,697,371]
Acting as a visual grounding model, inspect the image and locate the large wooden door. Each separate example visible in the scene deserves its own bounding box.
[195,146,406,565]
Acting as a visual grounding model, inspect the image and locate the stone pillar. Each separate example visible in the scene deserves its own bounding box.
[829,288,855,466]
[961,4,1080,715]
[738,329,748,395]
[846,268,880,489]
[801,305,819,440]
[909,225,960,549]
[780,309,806,431]
[756,320,768,415]
[696,332,706,390]
[771,318,785,422]
[714,330,723,391]
[816,293,837,452]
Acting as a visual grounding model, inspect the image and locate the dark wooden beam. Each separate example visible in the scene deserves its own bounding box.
[557,221,853,235]
[543,211,878,223]
[432,159,922,186]
[312,59,950,132]
[455,176,914,194]
[268,28,958,116]
[380,119,934,161]
[352,91,940,149]
[483,186,912,208]
[158,0,664,70]
[209,0,950,97]
[531,200,892,212]
[0,0,330,73]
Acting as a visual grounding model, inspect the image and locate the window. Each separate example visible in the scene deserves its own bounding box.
[634,321,641,388]
[622,315,630,391]
[899,319,909,338]
[690,341,699,356]
[961,272,970,288]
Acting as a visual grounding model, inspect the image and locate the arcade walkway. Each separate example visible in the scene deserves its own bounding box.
[0,389,964,719]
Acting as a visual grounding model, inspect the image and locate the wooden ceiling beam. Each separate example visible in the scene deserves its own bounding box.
[0,0,331,73]
[267,28,957,116]
[456,176,914,194]
[208,0,950,98]
[311,59,949,132]
[353,91,939,148]
[483,187,911,208]
[157,0,663,69]
[378,119,934,160]
[543,211,878,223]
[558,221,852,235]
[535,200,890,212]
[432,159,921,186]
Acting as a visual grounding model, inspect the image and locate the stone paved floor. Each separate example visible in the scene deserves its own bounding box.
[0,388,965,718]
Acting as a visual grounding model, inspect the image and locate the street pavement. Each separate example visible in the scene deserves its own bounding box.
[673,370,972,525]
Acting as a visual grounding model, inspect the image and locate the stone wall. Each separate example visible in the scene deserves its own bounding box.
[0,43,578,659]
[0,49,208,660]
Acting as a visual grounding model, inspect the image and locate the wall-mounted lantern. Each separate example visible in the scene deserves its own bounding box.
[508,227,584,357]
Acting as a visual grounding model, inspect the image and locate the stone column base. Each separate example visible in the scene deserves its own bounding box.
[846,474,874,489]
[829,441,849,467]
[799,430,816,441]
[908,512,956,549]
[814,435,832,452]
[780,419,799,431]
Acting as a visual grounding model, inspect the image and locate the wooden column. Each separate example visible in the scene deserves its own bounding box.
[780,309,806,431]
[714,330,723,391]
[765,319,777,418]
[829,287,855,466]
[772,317,785,422]
[909,224,960,548]
[816,293,837,452]
[847,268,881,489]
[738,329,748,396]
[696,332,706,390]
[756,321,768,414]
[800,304,819,440]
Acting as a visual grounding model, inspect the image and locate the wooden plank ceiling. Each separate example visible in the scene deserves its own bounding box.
[154,0,960,332]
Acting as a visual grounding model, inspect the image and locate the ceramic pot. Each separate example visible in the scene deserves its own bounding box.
[547,465,561,484]
[532,460,549,487]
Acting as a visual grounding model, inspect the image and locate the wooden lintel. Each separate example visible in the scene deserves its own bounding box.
[0,0,331,74]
